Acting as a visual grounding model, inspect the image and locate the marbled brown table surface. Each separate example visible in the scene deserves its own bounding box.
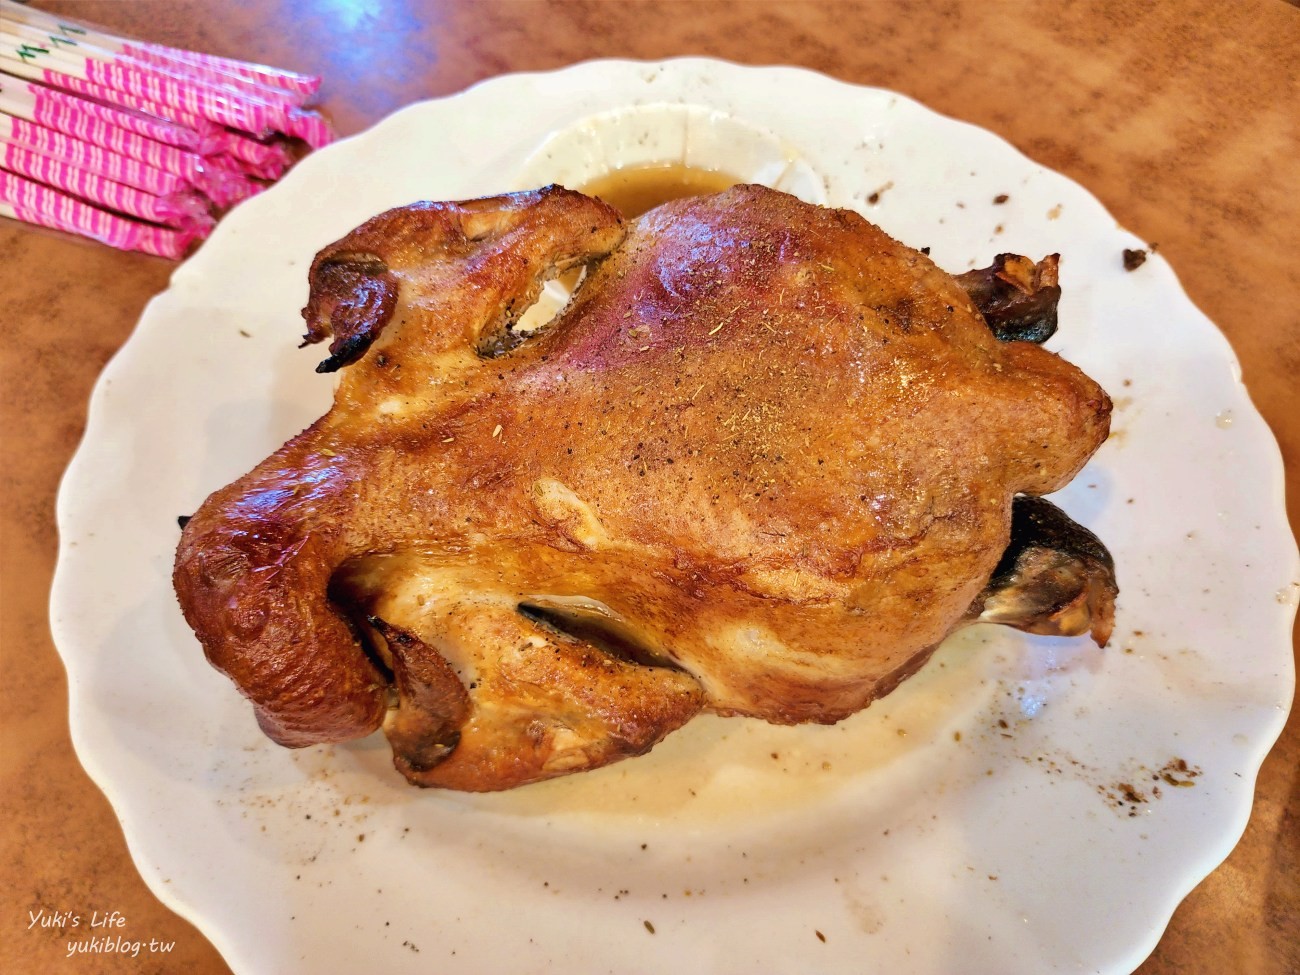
[2,2,1296,973]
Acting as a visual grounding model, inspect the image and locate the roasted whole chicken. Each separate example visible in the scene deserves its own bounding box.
[174,184,1116,791]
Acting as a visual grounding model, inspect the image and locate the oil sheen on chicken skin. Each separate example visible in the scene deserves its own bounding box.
[173,184,1112,791]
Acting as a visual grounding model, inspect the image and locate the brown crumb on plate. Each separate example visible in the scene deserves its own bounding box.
[1123,248,1147,271]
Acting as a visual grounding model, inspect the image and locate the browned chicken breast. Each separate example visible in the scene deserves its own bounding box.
[174,184,1115,791]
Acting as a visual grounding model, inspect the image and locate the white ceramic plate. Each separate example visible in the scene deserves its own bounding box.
[51,59,1297,975]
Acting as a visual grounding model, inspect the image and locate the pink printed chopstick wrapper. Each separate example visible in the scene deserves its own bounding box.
[209,132,291,177]
[31,112,256,207]
[121,41,321,99]
[1,25,330,147]
[119,49,308,108]
[0,169,199,259]
[37,70,223,139]
[3,2,320,101]
[34,70,298,174]
[79,56,333,147]
[9,41,338,149]
[285,107,334,148]
[0,3,331,258]
[0,139,211,230]
[3,84,259,206]
[83,58,284,137]
[25,77,206,151]
[3,115,185,196]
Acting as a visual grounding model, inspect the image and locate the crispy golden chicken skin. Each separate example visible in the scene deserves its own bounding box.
[174,184,1114,791]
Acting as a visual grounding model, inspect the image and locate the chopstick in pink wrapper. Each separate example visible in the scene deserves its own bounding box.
[9,65,321,175]
[0,169,199,258]
[0,0,331,258]
[92,59,333,149]
[0,82,259,207]
[211,132,292,177]
[0,32,268,134]
[123,43,321,101]
[67,53,306,144]
[285,107,335,149]
[0,112,185,196]
[0,138,212,230]
[2,15,307,110]
[0,73,206,152]
[0,19,333,148]
[120,49,308,108]
[1,109,257,208]
[7,65,225,140]
[1,0,321,100]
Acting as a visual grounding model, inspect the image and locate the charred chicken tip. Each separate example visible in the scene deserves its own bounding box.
[973,495,1118,647]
